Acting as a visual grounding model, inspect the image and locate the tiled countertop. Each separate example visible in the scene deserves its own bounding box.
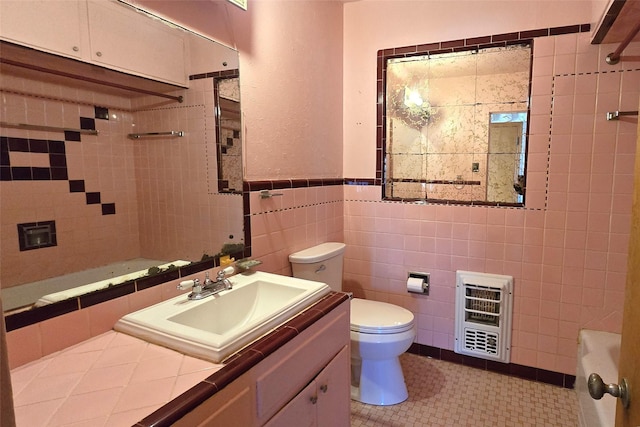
[10,331,222,426]
[10,291,349,427]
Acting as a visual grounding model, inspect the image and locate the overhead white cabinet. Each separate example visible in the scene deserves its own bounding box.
[86,1,187,86]
[0,0,188,87]
[0,0,87,60]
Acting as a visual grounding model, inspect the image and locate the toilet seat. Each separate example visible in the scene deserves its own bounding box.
[350,298,415,334]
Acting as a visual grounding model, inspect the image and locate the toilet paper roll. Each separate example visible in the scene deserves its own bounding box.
[407,277,425,293]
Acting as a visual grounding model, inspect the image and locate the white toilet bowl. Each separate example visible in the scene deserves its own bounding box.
[289,242,416,406]
[350,298,416,405]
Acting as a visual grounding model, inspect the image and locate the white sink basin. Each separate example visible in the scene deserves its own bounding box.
[114,271,330,363]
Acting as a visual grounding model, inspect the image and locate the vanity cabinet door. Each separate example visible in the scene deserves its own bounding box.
[86,0,187,87]
[263,380,318,427]
[0,0,87,59]
[264,345,350,427]
[316,345,350,427]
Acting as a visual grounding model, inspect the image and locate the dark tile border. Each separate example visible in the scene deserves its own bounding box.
[407,343,576,389]
[135,291,349,427]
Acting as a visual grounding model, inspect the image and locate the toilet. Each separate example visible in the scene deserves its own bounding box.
[289,242,416,406]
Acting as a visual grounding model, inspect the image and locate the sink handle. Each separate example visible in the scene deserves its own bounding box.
[177,279,201,292]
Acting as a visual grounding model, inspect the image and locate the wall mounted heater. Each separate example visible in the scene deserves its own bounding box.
[454,270,513,363]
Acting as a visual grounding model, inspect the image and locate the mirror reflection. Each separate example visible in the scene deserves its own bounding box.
[383,43,531,205]
[0,12,243,313]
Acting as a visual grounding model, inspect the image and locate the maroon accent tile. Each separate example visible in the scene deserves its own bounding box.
[284,308,325,334]
[466,36,491,45]
[394,45,417,55]
[440,349,464,364]
[290,179,309,189]
[407,343,422,355]
[462,355,487,369]
[247,181,272,191]
[565,375,576,389]
[242,192,250,215]
[250,327,299,359]
[487,360,511,375]
[580,24,591,33]
[79,282,135,308]
[310,292,349,313]
[135,269,181,291]
[550,25,581,36]
[492,32,519,42]
[5,298,79,331]
[521,28,549,38]
[272,180,293,190]
[308,179,324,187]
[416,42,440,52]
[136,381,217,427]
[382,48,395,56]
[441,39,464,49]
[207,350,264,391]
[510,363,538,381]
[178,259,215,277]
[537,368,565,387]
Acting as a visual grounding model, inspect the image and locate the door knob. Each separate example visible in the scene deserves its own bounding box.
[588,373,630,409]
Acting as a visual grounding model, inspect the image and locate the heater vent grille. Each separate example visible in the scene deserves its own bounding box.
[455,271,513,363]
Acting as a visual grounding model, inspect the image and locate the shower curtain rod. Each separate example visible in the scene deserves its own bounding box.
[606,20,640,65]
[0,58,184,103]
[0,121,99,135]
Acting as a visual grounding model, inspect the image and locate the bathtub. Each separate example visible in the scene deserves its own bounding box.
[576,329,621,427]
[34,259,190,306]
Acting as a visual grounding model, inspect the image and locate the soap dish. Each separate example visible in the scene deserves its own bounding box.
[236,258,262,271]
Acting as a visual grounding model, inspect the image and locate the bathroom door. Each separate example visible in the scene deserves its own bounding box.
[615,97,640,427]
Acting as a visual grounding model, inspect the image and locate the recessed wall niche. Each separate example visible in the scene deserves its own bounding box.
[17,221,56,251]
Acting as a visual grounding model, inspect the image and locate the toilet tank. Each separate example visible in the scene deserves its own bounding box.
[289,242,346,292]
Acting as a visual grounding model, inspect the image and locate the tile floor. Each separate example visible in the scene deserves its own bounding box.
[10,331,222,426]
[351,353,579,427]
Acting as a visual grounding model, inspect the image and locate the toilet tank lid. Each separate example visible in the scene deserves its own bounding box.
[289,242,346,263]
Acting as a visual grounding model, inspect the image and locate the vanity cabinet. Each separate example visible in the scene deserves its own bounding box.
[0,0,188,87]
[264,346,350,427]
[173,300,351,427]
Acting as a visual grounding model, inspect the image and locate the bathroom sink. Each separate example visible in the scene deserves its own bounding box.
[114,271,330,363]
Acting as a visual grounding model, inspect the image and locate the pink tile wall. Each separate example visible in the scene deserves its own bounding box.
[131,79,244,262]
[248,185,345,275]
[342,34,639,375]
[0,75,141,290]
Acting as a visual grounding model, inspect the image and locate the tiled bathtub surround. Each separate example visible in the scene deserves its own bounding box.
[1,68,243,315]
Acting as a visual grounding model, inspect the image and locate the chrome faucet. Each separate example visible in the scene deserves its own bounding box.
[177,267,234,300]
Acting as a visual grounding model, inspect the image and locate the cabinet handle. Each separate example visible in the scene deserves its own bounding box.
[96,51,103,57]
[320,384,328,393]
[72,46,79,52]
[310,395,318,404]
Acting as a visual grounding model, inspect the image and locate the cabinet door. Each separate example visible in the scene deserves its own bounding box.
[264,380,317,427]
[86,0,187,86]
[317,346,351,427]
[0,0,86,59]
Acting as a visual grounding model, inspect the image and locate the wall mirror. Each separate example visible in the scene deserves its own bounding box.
[382,43,532,206]
[0,4,244,316]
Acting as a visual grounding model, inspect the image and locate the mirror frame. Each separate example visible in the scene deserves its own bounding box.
[377,37,535,208]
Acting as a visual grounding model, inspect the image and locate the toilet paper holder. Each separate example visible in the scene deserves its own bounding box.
[407,271,430,295]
